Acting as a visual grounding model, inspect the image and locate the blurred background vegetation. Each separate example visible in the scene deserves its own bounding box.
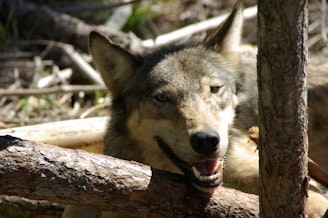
[0,0,326,127]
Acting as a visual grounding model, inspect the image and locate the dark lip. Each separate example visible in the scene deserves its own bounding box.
[154,136,223,189]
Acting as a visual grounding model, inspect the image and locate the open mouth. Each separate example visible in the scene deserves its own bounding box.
[154,136,224,189]
[191,159,223,188]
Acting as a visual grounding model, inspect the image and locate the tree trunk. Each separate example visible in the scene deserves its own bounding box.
[257,1,308,217]
[0,135,260,218]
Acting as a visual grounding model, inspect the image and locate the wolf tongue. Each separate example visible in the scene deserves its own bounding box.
[193,159,219,176]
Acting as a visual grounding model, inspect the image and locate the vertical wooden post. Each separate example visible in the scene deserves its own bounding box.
[257,1,309,217]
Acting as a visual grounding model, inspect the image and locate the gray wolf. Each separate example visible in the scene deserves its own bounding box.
[63,3,328,217]
[92,4,243,192]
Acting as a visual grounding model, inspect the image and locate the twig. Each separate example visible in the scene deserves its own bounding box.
[0,52,42,60]
[308,19,320,33]
[308,158,328,189]
[0,85,107,97]
[0,60,53,67]
[59,43,105,87]
[32,56,44,83]
[37,68,72,88]
[80,102,109,119]
[308,26,328,48]
[14,40,106,86]
[105,4,132,30]
[142,5,257,48]
[308,34,323,49]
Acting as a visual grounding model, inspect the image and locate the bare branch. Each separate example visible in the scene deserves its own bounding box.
[0,85,107,97]
[0,60,53,67]
[59,42,105,86]
[141,5,257,48]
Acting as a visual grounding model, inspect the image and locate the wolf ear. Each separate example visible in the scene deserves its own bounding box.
[203,2,243,61]
[89,31,140,95]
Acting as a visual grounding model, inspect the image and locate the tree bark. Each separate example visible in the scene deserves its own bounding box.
[257,1,308,217]
[0,135,260,218]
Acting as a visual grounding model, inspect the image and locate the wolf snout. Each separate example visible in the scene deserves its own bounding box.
[190,130,220,155]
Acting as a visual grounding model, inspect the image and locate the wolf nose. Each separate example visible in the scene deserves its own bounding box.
[190,130,220,155]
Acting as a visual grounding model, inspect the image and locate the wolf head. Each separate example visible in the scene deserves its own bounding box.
[89,3,243,191]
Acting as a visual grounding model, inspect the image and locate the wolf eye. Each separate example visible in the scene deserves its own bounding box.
[210,86,221,94]
[154,93,169,102]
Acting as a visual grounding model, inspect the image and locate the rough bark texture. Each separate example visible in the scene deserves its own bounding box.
[257,1,308,217]
[0,135,260,218]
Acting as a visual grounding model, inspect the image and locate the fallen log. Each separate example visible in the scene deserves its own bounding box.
[0,117,107,152]
[0,135,260,217]
[2,118,327,189]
